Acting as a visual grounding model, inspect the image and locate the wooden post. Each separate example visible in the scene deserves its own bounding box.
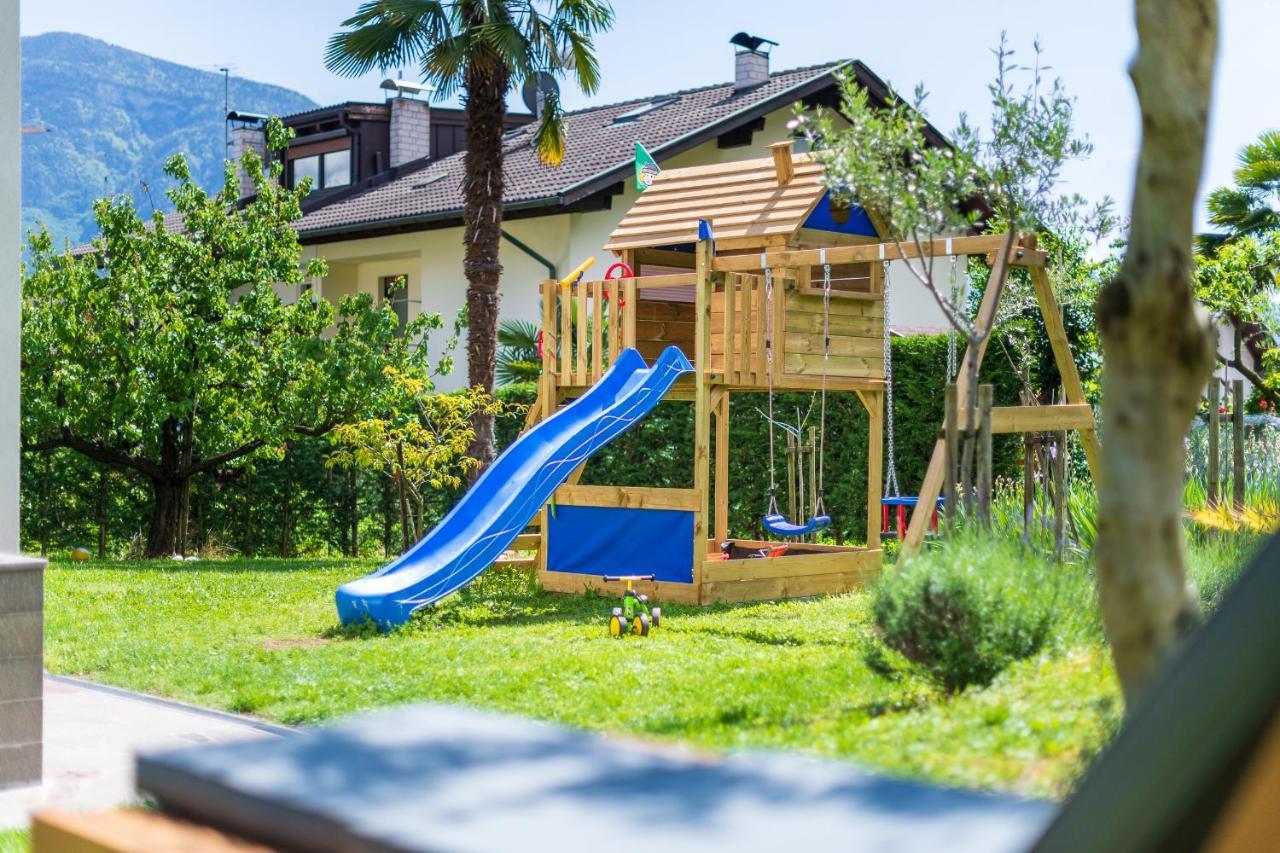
[785,430,798,525]
[944,383,958,533]
[1207,382,1220,506]
[623,278,637,350]
[557,279,570,387]
[807,425,818,543]
[1053,430,1068,562]
[723,272,737,383]
[1233,379,1246,511]
[540,280,558,423]
[1022,431,1035,546]
[1027,265,1102,481]
[768,140,795,186]
[865,390,883,550]
[714,392,730,543]
[591,280,604,381]
[977,384,994,528]
[693,237,713,599]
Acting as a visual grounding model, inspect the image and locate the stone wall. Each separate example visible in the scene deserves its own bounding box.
[0,557,45,790]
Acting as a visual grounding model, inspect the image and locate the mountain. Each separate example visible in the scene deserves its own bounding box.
[21,32,317,247]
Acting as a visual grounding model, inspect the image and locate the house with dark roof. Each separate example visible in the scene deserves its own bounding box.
[233,39,953,389]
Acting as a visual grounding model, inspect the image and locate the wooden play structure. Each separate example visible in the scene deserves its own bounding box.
[518,141,1101,604]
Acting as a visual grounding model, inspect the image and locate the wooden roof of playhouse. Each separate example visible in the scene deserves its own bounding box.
[604,142,879,254]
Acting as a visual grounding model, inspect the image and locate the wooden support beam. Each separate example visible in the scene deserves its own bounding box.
[902,231,1017,556]
[693,236,714,599]
[553,484,701,511]
[712,232,1039,273]
[32,809,271,852]
[715,391,730,542]
[1027,265,1102,480]
[865,389,883,550]
[951,403,1096,434]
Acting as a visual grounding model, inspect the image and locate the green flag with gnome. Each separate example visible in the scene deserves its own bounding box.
[635,142,660,191]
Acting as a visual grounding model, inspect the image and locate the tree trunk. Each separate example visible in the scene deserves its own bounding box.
[95,467,108,559]
[461,63,511,476]
[1094,0,1218,705]
[145,478,185,558]
[348,466,359,558]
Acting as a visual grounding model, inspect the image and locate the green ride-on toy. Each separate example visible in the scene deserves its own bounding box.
[604,575,661,637]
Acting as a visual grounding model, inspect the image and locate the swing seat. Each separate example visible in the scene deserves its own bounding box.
[762,513,832,537]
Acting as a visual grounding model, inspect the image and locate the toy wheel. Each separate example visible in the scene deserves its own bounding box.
[631,613,650,637]
[609,614,626,637]
[651,607,661,628]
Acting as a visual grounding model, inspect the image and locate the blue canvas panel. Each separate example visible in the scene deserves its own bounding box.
[547,505,695,584]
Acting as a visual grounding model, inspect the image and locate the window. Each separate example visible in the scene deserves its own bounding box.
[290,147,352,189]
[323,150,350,187]
[610,98,677,124]
[292,155,320,188]
[382,275,409,334]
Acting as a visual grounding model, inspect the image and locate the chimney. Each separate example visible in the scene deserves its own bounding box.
[229,123,266,199]
[730,32,777,92]
[389,97,431,167]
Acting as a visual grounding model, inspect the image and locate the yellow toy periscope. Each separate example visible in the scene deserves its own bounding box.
[559,257,596,288]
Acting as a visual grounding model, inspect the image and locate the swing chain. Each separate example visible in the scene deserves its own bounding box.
[763,254,779,512]
[946,253,959,381]
[816,250,831,515]
[882,258,900,498]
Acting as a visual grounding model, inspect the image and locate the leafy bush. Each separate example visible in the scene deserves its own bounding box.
[871,534,1095,693]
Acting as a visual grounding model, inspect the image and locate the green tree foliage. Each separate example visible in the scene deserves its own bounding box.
[795,35,1111,512]
[496,317,542,385]
[327,368,504,549]
[325,0,615,467]
[21,119,442,557]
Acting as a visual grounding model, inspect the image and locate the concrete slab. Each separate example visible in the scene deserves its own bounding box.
[0,676,287,830]
[139,703,1055,853]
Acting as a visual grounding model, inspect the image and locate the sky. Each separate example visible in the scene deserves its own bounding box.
[20,0,1280,230]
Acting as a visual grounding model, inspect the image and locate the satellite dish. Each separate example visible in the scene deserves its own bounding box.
[521,72,559,116]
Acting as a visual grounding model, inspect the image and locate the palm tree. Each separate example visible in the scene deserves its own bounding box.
[1199,130,1280,254]
[326,0,614,467]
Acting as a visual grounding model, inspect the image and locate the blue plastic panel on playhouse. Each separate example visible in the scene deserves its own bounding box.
[802,193,879,238]
[547,505,695,583]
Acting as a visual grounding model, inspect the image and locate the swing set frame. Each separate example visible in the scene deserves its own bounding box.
[520,145,1099,604]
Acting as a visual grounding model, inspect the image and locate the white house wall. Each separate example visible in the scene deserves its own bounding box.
[303,106,950,390]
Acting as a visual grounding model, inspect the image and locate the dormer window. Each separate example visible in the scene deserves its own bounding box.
[289,146,351,190]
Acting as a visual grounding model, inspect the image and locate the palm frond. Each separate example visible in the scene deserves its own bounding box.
[533,91,567,166]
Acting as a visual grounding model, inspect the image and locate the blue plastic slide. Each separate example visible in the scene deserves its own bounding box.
[336,346,694,628]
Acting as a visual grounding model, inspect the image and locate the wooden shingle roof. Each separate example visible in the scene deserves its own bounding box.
[603,151,828,252]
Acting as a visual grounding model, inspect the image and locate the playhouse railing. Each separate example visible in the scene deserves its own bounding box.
[541,273,702,386]
[710,272,770,385]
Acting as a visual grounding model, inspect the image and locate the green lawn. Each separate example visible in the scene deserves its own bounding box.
[43,557,1120,800]
[0,829,28,853]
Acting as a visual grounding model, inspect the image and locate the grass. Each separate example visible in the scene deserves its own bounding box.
[0,829,29,853]
[43,555,1122,801]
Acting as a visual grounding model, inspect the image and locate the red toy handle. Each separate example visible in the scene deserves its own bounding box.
[602,262,632,311]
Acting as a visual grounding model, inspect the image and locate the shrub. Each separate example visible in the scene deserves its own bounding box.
[871,534,1094,693]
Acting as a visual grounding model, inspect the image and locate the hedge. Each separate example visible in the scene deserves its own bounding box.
[497,334,1025,544]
